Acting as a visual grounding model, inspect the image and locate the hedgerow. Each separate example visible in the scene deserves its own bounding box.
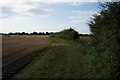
[88,2,120,78]
[50,28,79,40]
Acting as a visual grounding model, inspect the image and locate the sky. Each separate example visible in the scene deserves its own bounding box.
[0,1,100,34]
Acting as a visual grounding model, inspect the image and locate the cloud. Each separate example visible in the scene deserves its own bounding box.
[72,10,98,15]
[28,8,51,17]
[69,16,90,23]
[1,2,51,20]
[71,19,88,24]
[68,16,85,19]
[0,0,99,3]
[69,2,84,6]
[69,10,98,24]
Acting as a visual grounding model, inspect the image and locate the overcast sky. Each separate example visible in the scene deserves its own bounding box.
[0,1,100,34]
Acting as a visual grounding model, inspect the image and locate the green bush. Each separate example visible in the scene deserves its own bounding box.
[50,28,79,40]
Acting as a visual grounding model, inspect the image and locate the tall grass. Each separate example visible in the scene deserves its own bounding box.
[82,39,120,78]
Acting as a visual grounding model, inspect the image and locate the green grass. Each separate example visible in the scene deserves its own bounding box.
[41,37,118,78]
[29,37,91,78]
[19,36,118,78]
[50,37,77,45]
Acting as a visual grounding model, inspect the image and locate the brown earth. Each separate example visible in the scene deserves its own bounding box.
[2,35,49,79]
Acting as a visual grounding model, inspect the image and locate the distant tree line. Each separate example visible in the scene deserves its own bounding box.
[1,31,91,37]
[50,28,80,40]
[4,31,53,35]
[79,34,92,36]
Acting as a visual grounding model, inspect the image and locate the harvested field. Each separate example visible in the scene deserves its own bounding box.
[2,35,49,79]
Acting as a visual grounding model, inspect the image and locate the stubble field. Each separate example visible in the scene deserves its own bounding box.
[2,35,49,79]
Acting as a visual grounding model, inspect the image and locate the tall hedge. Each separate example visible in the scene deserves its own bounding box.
[88,2,120,57]
[88,2,120,78]
[50,28,79,40]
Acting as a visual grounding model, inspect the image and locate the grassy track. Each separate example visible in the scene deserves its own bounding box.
[13,37,91,78]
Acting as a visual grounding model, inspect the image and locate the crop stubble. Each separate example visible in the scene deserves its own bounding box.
[2,35,48,79]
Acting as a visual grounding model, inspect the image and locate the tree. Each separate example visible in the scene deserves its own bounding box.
[9,32,14,35]
[39,32,42,35]
[46,32,49,35]
[21,32,26,35]
[32,31,38,35]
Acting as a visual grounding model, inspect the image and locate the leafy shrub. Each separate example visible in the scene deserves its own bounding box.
[50,28,79,40]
